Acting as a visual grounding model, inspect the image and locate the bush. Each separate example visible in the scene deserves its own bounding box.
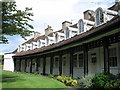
[56,75,78,86]
[104,79,120,88]
[79,74,94,88]
[92,72,115,88]
[116,73,120,79]
[48,74,55,78]
[57,75,66,82]
[34,72,39,75]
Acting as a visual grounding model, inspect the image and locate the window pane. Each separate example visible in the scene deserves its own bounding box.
[55,57,59,68]
[79,54,83,67]
[109,48,117,67]
[73,55,77,67]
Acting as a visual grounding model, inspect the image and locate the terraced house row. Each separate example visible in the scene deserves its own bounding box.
[4,0,120,77]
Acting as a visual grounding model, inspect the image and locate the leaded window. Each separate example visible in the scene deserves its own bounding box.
[55,33,58,42]
[78,19,84,33]
[63,57,66,66]
[78,54,83,67]
[109,48,117,67]
[66,28,69,39]
[54,57,59,68]
[73,54,77,67]
[96,8,104,26]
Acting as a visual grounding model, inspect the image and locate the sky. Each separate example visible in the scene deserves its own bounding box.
[0,0,115,54]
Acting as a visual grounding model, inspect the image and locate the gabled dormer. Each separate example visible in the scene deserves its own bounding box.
[18,44,26,52]
[62,21,72,39]
[32,41,38,49]
[68,25,78,38]
[36,36,46,48]
[54,30,65,43]
[26,43,32,51]
[105,9,118,21]
[78,19,94,34]
[95,7,104,26]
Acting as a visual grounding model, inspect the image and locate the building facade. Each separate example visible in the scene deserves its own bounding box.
[4,1,120,77]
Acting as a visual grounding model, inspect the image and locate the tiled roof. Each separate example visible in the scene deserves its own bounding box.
[108,2,120,11]
[14,16,120,56]
[22,35,46,45]
[34,35,46,42]
[22,38,34,45]
[70,24,78,28]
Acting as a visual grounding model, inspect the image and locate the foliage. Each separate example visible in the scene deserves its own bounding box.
[79,74,94,88]
[115,73,120,79]
[0,0,34,44]
[48,74,55,78]
[56,75,78,86]
[34,72,40,75]
[92,72,115,88]
[104,79,120,88]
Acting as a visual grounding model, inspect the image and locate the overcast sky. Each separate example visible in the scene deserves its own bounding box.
[0,0,115,54]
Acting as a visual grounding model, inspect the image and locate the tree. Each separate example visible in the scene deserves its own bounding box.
[0,0,34,44]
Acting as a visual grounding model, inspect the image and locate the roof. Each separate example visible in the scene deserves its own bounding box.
[14,16,120,57]
[108,2,120,11]
[62,21,72,24]
[70,24,78,28]
[5,49,17,54]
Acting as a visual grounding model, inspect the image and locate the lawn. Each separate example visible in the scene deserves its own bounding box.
[2,70,42,79]
[0,65,3,69]
[2,70,69,88]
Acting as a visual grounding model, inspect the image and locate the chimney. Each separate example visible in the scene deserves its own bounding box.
[83,10,95,21]
[62,21,72,29]
[45,25,53,36]
[34,32,41,39]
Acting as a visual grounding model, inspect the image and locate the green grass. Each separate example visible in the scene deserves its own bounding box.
[0,65,3,69]
[2,70,42,79]
[2,71,69,88]
[2,77,68,88]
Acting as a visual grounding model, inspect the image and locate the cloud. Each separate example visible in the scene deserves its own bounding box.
[16,0,80,32]
[16,0,115,33]
[0,0,115,54]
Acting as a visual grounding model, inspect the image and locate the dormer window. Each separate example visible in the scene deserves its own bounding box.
[78,19,84,34]
[95,7,104,26]
[46,37,49,45]
[66,27,69,39]
[55,33,58,42]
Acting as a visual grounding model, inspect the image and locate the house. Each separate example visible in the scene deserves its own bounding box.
[3,49,17,72]
[4,0,120,77]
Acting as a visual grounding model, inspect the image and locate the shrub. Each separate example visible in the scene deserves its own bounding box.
[34,72,39,75]
[79,74,94,88]
[105,79,120,88]
[92,72,115,88]
[71,80,78,86]
[48,74,55,78]
[116,73,120,79]
[56,75,78,86]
